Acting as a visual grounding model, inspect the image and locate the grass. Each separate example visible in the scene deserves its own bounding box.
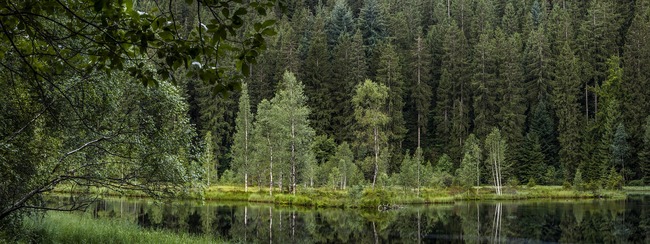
[53,184,632,209]
[18,211,218,244]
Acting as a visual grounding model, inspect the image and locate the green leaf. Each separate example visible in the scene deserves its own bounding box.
[234,8,247,16]
[261,28,276,36]
[261,19,276,28]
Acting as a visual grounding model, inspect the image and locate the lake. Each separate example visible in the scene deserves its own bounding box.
[47,195,650,243]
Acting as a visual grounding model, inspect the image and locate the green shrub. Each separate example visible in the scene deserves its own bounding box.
[562,181,572,189]
[627,179,645,186]
[527,178,537,188]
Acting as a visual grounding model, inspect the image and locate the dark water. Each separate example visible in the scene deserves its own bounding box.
[48,195,650,243]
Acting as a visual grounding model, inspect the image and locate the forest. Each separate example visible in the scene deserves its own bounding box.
[2,0,650,238]
[212,0,650,191]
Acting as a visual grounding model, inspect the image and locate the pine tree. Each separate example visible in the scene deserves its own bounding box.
[577,0,621,121]
[611,123,630,181]
[375,42,406,173]
[303,11,333,136]
[497,33,526,172]
[472,28,498,139]
[231,84,254,191]
[622,0,650,141]
[352,79,390,188]
[359,0,386,76]
[639,116,650,184]
[552,42,582,180]
[330,31,367,143]
[196,82,237,177]
[456,134,482,189]
[589,56,623,183]
[274,19,301,77]
[518,132,545,183]
[523,27,552,104]
[326,0,355,46]
[410,31,432,149]
[435,20,470,160]
[528,100,559,170]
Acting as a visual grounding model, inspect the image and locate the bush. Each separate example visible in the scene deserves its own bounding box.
[527,178,537,188]
[562,181,572,189]
[507,178,520,188]
[627,179,645,186]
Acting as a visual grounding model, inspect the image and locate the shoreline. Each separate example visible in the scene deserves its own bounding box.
[51,185,630,208]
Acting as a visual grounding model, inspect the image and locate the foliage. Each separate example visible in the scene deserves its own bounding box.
[352,79,389,187]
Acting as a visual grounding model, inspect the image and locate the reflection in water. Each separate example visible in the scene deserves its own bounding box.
[47,195,650,243]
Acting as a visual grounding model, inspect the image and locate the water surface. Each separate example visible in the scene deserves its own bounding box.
[48,195,650,243]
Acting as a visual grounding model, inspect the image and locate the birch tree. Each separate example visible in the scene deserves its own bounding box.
[486,128,507,195]
[271,72,315,195]
[352,79,389,188]
[232,83,254,192]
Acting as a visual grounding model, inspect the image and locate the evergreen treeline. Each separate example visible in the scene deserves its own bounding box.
[195,0,650,191]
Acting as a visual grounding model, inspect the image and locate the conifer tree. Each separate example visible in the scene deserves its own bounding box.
[303,10,333,136]
[331,31,367,143]
[622,0,650,140]
[327,0,355,46]
[376,42,406,172]
[552,42,583,180]
[472,29,498,139]
[435,20,470,160]
[410,32,432,149]
[456,134,482,189]
[639,116,650,184]
[611,123,630,181]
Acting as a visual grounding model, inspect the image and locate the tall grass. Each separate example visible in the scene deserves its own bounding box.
[20,212,218,244]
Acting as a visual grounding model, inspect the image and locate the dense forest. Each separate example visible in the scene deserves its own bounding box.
[209,0,650,190]
[3,0,650,236]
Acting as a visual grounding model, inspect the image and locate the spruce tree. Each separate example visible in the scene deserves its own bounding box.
[552,42,582,180]
[639,116,650,184]
[611,123,630,181]
[375,42,406,172]
[330,31,367,143]
[410,32,433,149]
[435,20,470,160]
[303,11,333,137]
[472,28,498,139]
[622,0,650,140]
[327,0,355,46]
[456,134,482,189]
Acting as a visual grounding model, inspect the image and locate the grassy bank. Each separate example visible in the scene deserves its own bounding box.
[203,185,626,206]
[17,211,217,244]
[53,184,628,209]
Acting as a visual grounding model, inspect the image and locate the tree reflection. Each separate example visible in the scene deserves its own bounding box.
[50,195,650,243]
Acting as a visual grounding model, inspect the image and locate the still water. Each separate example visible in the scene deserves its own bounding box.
[48,195,650,243]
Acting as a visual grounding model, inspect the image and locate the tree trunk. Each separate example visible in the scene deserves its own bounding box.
[291,118,296,195]
[372,126,379,188]
[269,136,274,196]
